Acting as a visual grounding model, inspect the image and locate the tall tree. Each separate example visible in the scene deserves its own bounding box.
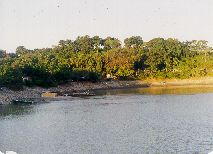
[103,37,121,51]
[16,46,29,55]
[124,36,143,48]
[73,35,94,53]
[0,49,6,58]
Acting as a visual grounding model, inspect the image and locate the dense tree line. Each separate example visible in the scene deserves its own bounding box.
[0,36,212,89]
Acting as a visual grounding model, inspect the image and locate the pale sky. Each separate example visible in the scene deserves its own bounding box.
[0,0,213,52]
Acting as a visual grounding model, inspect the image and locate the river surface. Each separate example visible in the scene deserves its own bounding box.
[1,87,213,154]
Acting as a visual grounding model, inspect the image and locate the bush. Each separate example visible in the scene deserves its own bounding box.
[70,69,100,82]
[86,71,101,82]
[0,68,23,90]
[54,69,72,83]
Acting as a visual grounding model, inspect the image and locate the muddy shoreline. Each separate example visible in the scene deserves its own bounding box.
[0,81,149,105]
[2,78,213,105]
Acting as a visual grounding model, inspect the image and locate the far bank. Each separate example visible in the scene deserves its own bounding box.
[2,77,213,105]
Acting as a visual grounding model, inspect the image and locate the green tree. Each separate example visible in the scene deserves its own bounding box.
[124,36,143,48]
[16,46,29,55]
[103,37,121,51]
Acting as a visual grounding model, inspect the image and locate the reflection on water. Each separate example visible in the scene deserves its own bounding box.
[0,104,34,117]
[94,86,213,95]
[1,87,213,154]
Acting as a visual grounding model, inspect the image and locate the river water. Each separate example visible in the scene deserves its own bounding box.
[1,87,213,154]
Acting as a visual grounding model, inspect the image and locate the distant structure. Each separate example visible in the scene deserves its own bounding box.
[106,74,113,81]
[22,76,32,82]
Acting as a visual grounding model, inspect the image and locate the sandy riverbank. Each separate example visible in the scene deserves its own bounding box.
[146,77,213,87]
[2,78,213,105]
